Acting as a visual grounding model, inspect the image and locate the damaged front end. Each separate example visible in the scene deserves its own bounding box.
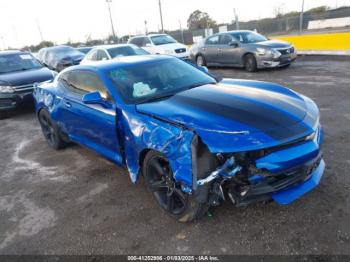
[191,125,325,208]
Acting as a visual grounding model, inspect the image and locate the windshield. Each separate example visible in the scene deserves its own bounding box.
[0,53,43,74]
[108,58,215,104]
[231,32,267,44]
[150,35,177,46]
[108,46,149,58]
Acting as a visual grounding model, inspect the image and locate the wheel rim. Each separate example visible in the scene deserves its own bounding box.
[146,156,187,215]
[246,57,254,71]
[39,113,56,146]
[197,56,204,66]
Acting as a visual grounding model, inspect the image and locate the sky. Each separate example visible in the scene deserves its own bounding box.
[0,0,349,48]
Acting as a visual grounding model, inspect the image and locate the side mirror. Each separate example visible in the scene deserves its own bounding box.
[82,91,111,108]
[229,41,239,47]
[145,43,152,47]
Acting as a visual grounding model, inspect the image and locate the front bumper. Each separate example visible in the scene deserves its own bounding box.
[257,53,297,68]
[228,154,325,206]
[0,89,33,112]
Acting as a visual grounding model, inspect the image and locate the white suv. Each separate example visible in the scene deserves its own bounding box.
[128,34,189,59]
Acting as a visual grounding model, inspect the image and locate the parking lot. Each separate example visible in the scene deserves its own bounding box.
[0,56,349,255]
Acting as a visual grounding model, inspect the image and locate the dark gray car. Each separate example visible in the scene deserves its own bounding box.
[190,30,297,72]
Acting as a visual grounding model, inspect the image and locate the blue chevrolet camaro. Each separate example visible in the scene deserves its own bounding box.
[34,55,325,222]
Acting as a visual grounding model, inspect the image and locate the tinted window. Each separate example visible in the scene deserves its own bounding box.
[63,71,110,99]
[205,35,219,45]
[219,34,233,45]
[97,50,109,61]
[108,45,148,58]
[107,58,215,104]
[0,53,43,74]
[231,32,267,43]
[130,37,144,47]
[150,35,176,46]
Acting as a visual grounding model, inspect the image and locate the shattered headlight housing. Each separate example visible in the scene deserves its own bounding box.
[0,86,15,94]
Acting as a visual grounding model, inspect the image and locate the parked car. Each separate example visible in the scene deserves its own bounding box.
[128,34,189,59]
[0,50,56,119]
[76,46,93,54]
[81,44,148,64]
[38,45,85,72]
[190,30,297,72]
[34,55,324,222]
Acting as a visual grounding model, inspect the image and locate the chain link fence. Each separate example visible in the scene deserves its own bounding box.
[169,7,350,45]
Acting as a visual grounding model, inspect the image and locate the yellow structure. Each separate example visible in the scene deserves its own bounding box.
[272,32,350,51]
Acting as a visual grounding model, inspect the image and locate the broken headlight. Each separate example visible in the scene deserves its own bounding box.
[0,86,15,94]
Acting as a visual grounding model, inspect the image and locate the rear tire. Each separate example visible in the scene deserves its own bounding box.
[244,54,257,72]
[143,150,208,223]
[38,109,66,150]
[196,55,206,67]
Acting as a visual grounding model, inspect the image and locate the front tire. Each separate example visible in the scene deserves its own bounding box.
[38,109,66,150]
[0,112,8,120]
[244,54,257,72]
[143,151,208,222]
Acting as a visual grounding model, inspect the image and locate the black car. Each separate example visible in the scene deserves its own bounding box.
[0,50,56,119]
[38,45,85,72]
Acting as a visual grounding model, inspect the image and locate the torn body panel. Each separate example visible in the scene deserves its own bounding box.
[120,108,195,186]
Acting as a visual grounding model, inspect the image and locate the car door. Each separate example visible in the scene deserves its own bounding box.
[217,34,241,65]
[201,35,220,64]
[59,70,123,164]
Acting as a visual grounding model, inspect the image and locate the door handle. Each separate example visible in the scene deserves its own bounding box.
[64,102,71,108]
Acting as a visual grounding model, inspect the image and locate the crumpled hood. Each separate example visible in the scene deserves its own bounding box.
[0,67,54,86]
[136,79,318,153]
[255,40,291,48]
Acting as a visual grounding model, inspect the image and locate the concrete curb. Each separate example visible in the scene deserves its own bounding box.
[297,50,350,56]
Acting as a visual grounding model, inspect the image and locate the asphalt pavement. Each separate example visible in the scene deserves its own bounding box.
[0,56,349,255]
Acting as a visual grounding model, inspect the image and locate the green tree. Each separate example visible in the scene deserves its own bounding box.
[187,10,217,30]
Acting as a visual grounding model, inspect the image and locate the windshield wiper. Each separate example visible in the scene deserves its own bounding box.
[184,81,216,90]
[137,93,176,104]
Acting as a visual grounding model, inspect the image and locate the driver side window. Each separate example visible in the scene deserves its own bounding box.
[97,50,109,61]
[205,35,219,45]
[87,50,98,61]
[219,34,232,45]
[63,71,111,100]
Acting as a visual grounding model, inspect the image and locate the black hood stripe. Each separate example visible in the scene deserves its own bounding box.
[170,93,310,141]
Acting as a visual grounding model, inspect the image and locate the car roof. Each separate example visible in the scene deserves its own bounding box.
[148,33,167,37]
[130,33,167,38]
[0,50,28,56]
[66,55,174,72]
[222,30,254,34]
[46,45,73,50]
[93,44,136,50]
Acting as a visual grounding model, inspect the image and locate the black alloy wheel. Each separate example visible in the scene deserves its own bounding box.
[145,155,187,215]
[38,110,65,150]
[244,54,257,72]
